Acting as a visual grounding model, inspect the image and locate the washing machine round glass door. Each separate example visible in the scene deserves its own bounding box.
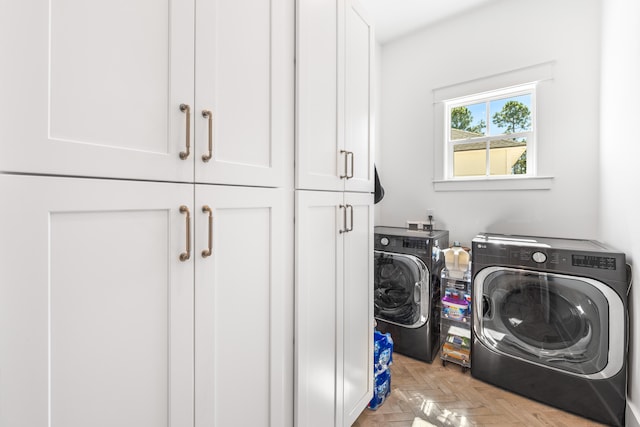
[473,267,625,379]
[374,250,430,328]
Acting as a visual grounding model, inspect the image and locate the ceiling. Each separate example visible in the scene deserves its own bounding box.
[361,0,501,44]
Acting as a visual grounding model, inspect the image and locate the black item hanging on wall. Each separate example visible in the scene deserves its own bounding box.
[374,165,385,204]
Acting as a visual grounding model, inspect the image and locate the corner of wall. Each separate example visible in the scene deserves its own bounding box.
[627,402,640,427]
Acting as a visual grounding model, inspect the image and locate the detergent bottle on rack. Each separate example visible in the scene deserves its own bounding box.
[443,241,470,279]
[441,288,470,321]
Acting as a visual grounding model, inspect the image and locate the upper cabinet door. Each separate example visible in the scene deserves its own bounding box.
[0,0,195,182]
[296,0,345,192]
[296,0,373,193]
[194,0,294,187]
[344,0,374,193]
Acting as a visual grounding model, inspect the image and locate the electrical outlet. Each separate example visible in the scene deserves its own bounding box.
[425,209,435,232]
[406,220,422,230]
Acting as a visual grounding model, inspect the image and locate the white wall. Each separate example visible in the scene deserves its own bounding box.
[376,0,601,246]
[600,0,640,424]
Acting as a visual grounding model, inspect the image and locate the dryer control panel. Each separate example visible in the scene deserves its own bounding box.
[572,254,617,270]
[508,247,567,266]
[471,233,627,284]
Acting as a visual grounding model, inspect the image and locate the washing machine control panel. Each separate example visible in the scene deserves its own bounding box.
[531,251,547,263]
[486,247,621,272]
[508,248,566,266]
[375,235,432,256]
[572,254,617,270]
[472,234,626,284]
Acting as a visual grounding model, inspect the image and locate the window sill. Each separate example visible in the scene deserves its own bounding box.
[433,176,553,192]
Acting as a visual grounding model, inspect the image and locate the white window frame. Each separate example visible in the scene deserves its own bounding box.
[432,62,554,192]
[444,83,536,180]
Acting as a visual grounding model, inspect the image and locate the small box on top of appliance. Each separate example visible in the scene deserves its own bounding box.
[367,330,393,410]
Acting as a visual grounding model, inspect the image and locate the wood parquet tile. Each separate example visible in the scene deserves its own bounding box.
[353,353,608,427]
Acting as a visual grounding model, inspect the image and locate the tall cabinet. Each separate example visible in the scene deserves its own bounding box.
[295,0,375,426]
[0,1,294,427]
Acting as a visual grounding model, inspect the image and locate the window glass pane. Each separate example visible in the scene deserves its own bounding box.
[489,94,532,136]
[450,102,486,140]
[489,138,527,175]
[453,143,486,177]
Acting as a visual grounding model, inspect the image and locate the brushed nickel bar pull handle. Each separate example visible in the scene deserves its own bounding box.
[339,150,348,179]
[346,204,354,232]
[347,151,354,179]
[201,205,213,258]
[179,205,191,261]
[201,110,213,162]
[179,104,191,160]
[339,204,347,234]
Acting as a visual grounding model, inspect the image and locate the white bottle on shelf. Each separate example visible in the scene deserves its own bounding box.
[443,241,469,279]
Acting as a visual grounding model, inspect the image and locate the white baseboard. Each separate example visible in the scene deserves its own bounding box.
[627,402,640,427]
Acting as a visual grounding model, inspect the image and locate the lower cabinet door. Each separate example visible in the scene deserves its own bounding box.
[194,185,293,427]
[342,192,374,426]
[0,175,194,427]
[295,190,344,427]
[295,190,373,427]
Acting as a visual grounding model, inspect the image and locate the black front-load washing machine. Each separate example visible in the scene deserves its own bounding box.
[374,226,449,363]
[471,233,630,426]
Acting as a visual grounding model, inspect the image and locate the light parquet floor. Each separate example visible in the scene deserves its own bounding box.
[353,353,608,427]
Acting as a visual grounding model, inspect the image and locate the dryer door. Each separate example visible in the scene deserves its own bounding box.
[374,250,430,328]
[473,267,625,379]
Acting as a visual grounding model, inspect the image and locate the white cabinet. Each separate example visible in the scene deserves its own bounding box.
[0,0,293,187]
[296,0,374,193]
[295,1,374,424]
[1,1,295,426]
[0,175,293,427]
[295,190,373,427]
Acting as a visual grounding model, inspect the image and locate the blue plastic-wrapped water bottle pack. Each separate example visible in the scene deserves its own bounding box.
[368,330,393,410]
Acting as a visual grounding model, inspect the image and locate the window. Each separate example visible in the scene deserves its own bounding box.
[445,84,535,179]
[432,62,553,191]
